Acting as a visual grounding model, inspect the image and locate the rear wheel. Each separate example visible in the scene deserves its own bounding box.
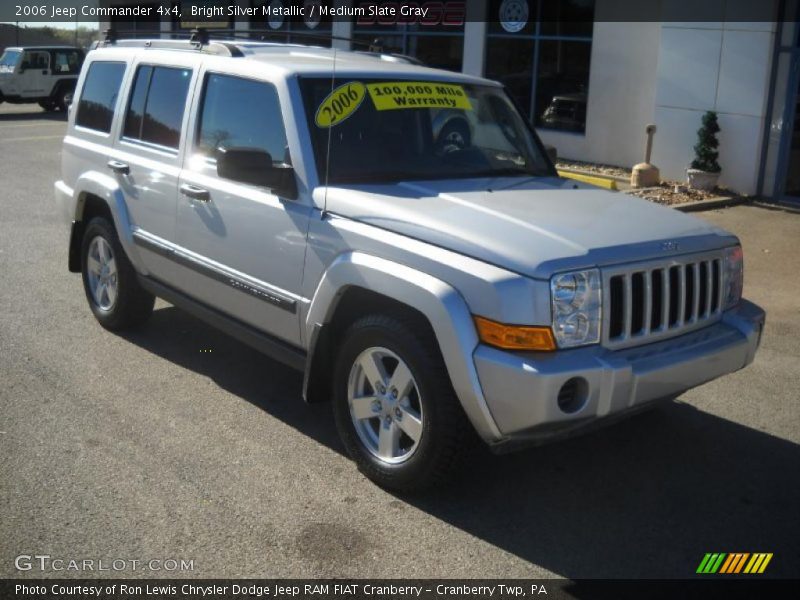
[39,100,57,112]
[81,217,154,331]
[55,88,72,112]
[332,314,474,492]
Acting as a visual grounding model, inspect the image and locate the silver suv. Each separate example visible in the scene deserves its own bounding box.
[55,37,765,491]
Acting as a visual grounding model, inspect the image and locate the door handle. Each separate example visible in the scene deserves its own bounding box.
[107,160,129,175]
[180,183,210,202]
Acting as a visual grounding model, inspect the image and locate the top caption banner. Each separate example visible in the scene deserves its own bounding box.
[0,0,789,24]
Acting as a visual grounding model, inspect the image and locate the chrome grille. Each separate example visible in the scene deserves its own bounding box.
[603,253,724,349]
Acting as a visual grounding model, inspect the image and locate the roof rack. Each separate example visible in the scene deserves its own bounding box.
[99,28,243,56]
[96,28,426,65]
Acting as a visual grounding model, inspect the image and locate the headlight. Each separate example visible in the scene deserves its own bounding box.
[550,269,602,348]
[723,245,744,309]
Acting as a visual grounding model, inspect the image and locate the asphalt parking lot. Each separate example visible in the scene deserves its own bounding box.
[1,103,798,579]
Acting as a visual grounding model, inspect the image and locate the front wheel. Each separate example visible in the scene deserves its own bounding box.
[81,217,154,331]
[332,314,474,492]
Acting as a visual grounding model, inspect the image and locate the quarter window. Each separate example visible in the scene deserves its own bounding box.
[196,74,288,164]
[123,65,192,149]
[76,61,126,133]
[52,50,82,74]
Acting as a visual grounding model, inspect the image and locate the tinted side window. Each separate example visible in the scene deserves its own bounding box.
[123,65,192,149]
[53,50,82,75]
[123,66,152,139]
[197,74,288,164]
[21,50,50,70]
[76,62,126,133]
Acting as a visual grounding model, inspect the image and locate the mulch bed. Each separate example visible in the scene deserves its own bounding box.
[556,159,738,205]
[626,182,736,206]
[556,159,631,180]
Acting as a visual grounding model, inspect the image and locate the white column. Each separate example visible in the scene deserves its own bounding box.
[462,20,487,77]
[160,0,171,36]
[331,0,352,50]
[235,0,250,31]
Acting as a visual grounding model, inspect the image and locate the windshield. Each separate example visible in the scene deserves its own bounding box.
[0,50,21,73]
[299,78,553,185]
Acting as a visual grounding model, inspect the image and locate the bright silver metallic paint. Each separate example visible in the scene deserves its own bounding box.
[55,43,765,450]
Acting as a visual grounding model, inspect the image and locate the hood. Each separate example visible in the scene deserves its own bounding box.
[321,176,736,280]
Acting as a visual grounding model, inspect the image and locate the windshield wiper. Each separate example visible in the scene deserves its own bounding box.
[464,168,541,179]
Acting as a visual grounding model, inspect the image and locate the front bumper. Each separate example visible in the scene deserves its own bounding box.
[475,299,765,449]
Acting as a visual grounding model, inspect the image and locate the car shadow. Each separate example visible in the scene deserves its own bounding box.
[122,305,799,579]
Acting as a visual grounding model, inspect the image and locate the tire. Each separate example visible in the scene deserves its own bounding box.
[39,100,57,112]
[54,87,72,112]
[332,314,475,492]
[80,217,154,331]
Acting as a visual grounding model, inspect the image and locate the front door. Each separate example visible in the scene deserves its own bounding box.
[175,71,311,346]
[18,50,50,97]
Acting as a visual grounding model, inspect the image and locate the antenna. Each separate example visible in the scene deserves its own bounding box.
[321,46,337,219]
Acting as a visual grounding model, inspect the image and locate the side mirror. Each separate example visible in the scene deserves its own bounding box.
[216,147,297,199]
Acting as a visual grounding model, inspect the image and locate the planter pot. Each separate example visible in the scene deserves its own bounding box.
[686,168,720,191]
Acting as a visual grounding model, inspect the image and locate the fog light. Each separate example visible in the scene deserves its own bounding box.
[557,377,589,414]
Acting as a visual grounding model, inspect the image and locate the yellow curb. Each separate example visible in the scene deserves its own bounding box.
[557,170,618,191]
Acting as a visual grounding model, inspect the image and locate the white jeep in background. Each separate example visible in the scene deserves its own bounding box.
[0,46,84,112]
[54,35,765,491]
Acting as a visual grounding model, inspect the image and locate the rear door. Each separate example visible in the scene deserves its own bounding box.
[174,70,312,346]
[112,58,198,281]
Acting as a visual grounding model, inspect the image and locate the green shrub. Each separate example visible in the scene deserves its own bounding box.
[690,111,721,173]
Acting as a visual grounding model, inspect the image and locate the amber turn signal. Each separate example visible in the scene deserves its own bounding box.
[473,316,557,351]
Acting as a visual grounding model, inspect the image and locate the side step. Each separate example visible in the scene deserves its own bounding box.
[138,275,306,372]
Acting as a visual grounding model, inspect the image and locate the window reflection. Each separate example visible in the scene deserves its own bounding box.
[486,0,594,133]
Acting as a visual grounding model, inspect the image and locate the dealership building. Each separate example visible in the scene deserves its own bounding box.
[99,0,799,202]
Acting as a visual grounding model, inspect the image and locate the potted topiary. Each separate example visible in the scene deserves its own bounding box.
[687,111,721,191]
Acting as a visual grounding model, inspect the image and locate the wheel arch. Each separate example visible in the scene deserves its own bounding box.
[67,173,137,273]
[303,252,503,444]
[49,77,77,101]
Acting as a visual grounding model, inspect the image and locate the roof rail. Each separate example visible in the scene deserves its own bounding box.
[96,27,426,65]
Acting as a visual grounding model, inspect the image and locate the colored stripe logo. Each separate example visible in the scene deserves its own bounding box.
[697,553,773,574]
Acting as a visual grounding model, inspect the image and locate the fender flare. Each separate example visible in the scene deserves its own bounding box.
[49,77,76,101]
[72,171,147,274]
[305,251,504,444]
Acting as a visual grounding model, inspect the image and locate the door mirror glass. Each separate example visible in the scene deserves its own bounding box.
[216,147,297,199]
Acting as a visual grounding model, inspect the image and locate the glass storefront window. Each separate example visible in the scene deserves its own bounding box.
[249,1,332,47]
[352,9,466,72]
[535,40,590,132]
[485,38,534,117]
[486,0,594,134]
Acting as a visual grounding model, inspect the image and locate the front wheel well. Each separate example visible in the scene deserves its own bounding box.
[68,193,112,272]
[304,287,439,404]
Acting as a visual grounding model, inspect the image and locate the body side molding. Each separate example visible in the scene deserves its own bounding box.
[138,275,306,371]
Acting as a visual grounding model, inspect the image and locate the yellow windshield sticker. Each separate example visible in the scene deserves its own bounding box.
[367,81,472,111]
[315,82,366,128]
